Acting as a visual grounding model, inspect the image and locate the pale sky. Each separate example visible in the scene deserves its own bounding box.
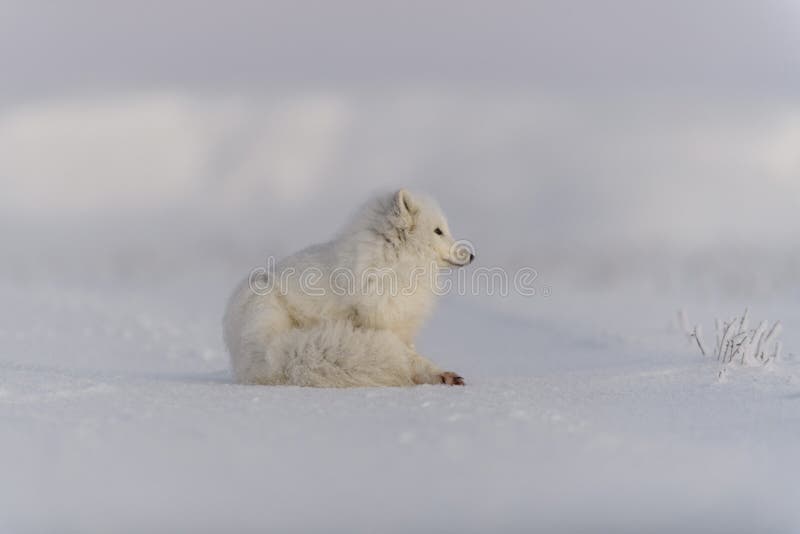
[1,1,799,272]
[2,0,799,101]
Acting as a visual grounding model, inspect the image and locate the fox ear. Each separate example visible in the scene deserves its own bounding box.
[394,189,418,216]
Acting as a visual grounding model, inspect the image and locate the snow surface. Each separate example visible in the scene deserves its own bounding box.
[2,261,800,532]
[2,90,800,532]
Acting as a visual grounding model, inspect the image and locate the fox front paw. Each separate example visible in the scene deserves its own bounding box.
[439,372,465,386]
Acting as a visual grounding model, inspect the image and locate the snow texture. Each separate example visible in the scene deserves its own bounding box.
[2,261,800,532]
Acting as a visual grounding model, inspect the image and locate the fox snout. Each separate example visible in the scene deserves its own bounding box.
[449,241,476,266]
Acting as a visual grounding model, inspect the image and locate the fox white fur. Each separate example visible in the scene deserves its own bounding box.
[223,189,474,387]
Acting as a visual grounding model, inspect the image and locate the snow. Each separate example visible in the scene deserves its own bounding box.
[2,263,800,532]
[2,90,800,532]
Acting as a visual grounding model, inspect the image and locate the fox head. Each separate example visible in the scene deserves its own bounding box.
[388,189,475,269]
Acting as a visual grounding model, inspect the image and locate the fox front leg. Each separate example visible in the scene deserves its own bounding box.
[409,352,465,386]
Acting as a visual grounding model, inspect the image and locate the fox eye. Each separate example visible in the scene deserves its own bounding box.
[434,227,443,236]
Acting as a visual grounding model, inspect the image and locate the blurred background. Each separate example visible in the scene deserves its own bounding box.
[2,0,799,297]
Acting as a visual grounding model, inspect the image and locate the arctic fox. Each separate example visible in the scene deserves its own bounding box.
[223,189,474,387]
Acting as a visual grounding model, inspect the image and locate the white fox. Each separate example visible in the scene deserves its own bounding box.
[223,189,474,387]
